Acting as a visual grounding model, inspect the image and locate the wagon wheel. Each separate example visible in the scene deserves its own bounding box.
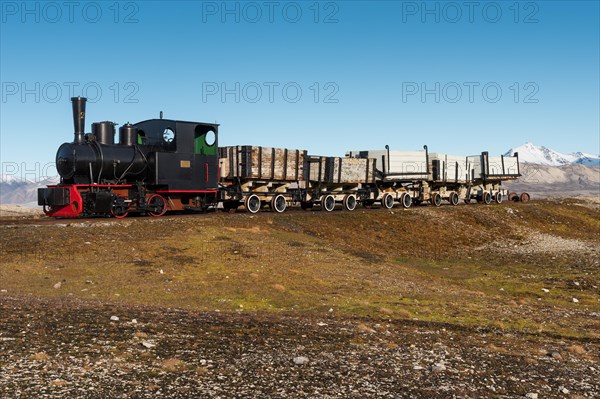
[400,192,412,209]
[494,192,503,204]
[147,194,167,217]
[343,194,357,211]
[270,194,287,213]
[520,192,531,203]
[381,193,394,209]
[449,192,459,206]
[483,192,493,205]
[508,192,518,202]
[245,194,261,214]
[430,193,442,207]
[321,195,335,212]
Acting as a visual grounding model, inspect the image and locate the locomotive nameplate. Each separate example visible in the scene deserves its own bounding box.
[180,160,191,168]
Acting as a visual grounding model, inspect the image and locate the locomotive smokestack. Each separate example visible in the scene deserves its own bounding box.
[71,97,87,144]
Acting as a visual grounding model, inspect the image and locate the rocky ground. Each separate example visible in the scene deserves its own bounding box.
[0,205,43,217]
[1,199,599,398]
[1,296,598,399]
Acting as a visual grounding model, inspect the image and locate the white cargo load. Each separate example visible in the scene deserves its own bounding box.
[346,149,428,180]
[429,153,469,182]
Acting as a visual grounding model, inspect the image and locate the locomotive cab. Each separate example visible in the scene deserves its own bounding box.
[134,119,219,191]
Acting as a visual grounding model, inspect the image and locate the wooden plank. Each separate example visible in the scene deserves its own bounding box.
[307,156,376,184]
[219,146,306,181]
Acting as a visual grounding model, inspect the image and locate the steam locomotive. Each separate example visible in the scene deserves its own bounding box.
[38,97,524,218]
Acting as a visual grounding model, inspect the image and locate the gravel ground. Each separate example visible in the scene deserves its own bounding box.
[1,296,598,399]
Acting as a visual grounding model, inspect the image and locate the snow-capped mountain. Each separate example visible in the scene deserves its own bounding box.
[504,143,600,166]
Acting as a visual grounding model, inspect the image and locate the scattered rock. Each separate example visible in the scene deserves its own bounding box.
[293,356,309,365]
[525,393,538,399]
[141,341,156,349]
[541,288,549,293]
[572,298,579,303]
[357,323,376,333]
[31,352,49,361]
[432,362,446,373]
[53,282,62,289]
[161,358,187,372]
[272,284,286,292]
[110,316,119,321]
[567,344,585,354]
[559,387,570,394]
[550,351,562,360]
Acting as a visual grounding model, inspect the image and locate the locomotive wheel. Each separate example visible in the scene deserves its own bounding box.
[464,198,472,204]
[111,196,129,219]
[111,206,128,219]
[271,194,287,213]
[508,192,518,202]
[321,195,335,212]
[147,194,167,217]
[483,192,493,205]
[245,194,261,214]
[494,192,503,204]
[449,192,459,206]
[413,199,422,206]
[520,192,531,203]
[300,201,313,211]
[381,193,394,209]
[430,193,442,207]
[400,192,412,209]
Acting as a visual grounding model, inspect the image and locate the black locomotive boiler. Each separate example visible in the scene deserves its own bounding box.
[38,97,220,218]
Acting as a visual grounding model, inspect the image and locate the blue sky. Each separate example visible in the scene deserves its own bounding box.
[1,0,599,176]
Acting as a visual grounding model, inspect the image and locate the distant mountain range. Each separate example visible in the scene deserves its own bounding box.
[504,142,600,167]
[0,175,59,207]
[1,143,598,206]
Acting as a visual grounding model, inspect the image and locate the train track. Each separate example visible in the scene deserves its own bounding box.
[0,200,517,228]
